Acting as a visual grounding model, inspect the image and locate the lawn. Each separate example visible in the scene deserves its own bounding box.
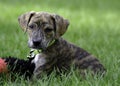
[0,0,120,86]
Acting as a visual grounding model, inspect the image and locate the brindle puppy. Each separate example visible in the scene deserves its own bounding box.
[18,11,105,78]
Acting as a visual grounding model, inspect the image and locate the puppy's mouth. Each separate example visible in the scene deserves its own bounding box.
[29,45,47,51]
[28,40,47,50]
[30,45,42,49]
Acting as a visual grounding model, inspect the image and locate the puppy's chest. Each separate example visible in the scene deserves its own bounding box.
[32,54,47,66]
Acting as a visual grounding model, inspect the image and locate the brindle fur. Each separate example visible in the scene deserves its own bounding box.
[18,11,105,78]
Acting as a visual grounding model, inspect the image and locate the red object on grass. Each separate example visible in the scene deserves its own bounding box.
[0,58,7,73]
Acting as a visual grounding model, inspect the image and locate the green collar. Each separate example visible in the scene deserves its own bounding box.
[33,49,42,54]
[48,39,56,47]
[27,49,41,59]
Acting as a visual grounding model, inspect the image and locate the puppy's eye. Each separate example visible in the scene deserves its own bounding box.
[29,24,36,29]
[44,28,53,33]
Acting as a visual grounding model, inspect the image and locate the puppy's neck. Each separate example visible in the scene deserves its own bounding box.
[45,38,77,57]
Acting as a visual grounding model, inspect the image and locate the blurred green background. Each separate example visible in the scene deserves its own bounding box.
[0,0,120,85]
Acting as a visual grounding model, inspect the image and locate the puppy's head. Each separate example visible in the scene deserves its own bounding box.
[18,11,69,50]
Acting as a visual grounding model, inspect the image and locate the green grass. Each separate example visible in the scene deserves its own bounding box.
[0,0,120,85]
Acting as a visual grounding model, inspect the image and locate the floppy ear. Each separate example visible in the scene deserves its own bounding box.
[18,11,36,31]
[51,14,69,38]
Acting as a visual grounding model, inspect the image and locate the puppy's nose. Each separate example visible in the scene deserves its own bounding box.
[33,40,41,46]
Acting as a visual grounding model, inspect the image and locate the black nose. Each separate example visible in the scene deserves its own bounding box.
[33,40,41,46]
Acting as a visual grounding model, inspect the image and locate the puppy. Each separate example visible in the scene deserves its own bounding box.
[18,11,106,78]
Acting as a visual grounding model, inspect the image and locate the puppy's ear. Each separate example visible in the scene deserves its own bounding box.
[51,14,69,38]
[18,11,35,31]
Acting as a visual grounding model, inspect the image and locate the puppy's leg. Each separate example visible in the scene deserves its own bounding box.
[32,54,48,78]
